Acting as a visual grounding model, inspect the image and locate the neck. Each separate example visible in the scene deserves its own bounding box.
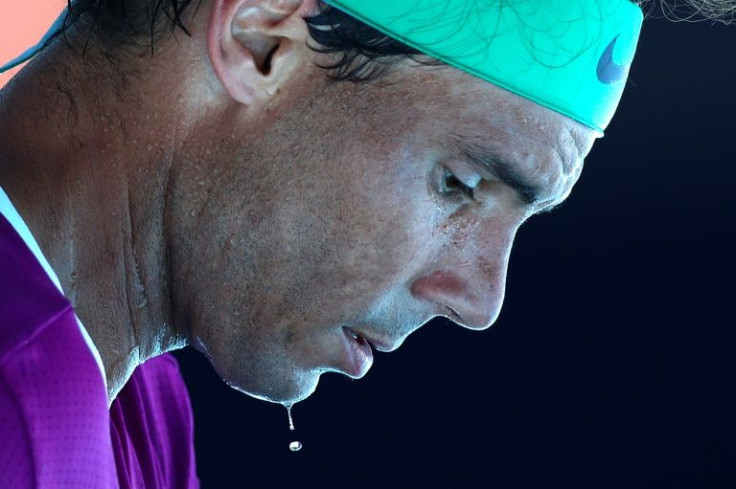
[0,42,189,405]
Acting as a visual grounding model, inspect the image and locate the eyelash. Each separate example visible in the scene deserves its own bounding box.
[440,167,478,201]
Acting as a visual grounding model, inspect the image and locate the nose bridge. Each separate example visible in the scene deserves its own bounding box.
[413,214,519,330]
[461,217,516,327]
[474,236,512,300]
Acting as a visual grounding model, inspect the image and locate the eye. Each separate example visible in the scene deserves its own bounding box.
[440,167,479,201]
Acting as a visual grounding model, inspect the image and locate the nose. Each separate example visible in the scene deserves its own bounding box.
[410,229,514,330]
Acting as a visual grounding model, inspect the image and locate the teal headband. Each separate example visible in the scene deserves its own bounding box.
[321,0,643,134]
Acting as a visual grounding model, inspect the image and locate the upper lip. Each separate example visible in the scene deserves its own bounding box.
[344,327,401,353]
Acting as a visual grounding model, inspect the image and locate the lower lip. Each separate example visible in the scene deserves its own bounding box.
[341,328,374,378]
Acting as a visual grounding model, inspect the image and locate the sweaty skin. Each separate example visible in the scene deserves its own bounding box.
[0,0,596,405]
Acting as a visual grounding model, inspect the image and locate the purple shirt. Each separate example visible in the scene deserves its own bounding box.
[0,211,199,487]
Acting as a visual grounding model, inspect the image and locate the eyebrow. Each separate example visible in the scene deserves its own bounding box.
[450,136,541,206]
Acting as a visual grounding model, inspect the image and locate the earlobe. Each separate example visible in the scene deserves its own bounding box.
[206,0,313,106]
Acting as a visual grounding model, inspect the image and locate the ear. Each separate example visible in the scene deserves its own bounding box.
[207,0,319,106]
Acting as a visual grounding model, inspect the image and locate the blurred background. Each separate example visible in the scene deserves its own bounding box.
[3,3,734,488]
[0,0,66,87]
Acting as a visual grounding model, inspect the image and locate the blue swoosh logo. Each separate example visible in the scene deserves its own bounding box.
[597,35,625,85]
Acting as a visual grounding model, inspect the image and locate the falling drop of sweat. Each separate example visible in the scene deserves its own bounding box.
[283,403,302,452]
[286,404,295,431]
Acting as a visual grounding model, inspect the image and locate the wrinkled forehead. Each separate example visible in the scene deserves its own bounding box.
[438,71,596,170]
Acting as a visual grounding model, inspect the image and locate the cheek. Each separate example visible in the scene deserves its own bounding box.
[328,175,436,292]
[264,179,424,312]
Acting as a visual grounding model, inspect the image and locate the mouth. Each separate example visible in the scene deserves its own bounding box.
[346,327,401,353]
[341,327,374,378]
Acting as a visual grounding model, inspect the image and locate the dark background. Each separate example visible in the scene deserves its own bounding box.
[173,13,736,489]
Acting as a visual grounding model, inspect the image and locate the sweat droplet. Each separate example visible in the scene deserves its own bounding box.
[282,402,302,452]
[285,403,295,431]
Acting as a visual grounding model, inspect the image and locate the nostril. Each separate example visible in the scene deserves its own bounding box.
[443,304,464,325]
[412,270,503,330]
[443,301,500,331]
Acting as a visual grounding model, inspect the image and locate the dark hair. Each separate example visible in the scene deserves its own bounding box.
[303,2,446,81]
[62,0,200,56]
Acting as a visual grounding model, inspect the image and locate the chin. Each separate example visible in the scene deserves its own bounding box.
[225,368,322,405]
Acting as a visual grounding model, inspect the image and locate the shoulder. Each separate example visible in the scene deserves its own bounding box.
[110,353,199,488]
[112,352,193,422]
[0,213,72,365]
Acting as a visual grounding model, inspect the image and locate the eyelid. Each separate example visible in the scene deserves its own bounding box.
[440,166,480,202]
[458,172,482,190]
[444,163,483,189]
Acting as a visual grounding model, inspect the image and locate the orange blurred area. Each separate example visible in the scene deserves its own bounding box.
[0,0,66,88]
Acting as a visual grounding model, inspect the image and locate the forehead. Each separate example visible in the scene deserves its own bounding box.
[387,62,595,149]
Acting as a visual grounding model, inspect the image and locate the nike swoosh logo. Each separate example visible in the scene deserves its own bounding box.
[597,35,625,85]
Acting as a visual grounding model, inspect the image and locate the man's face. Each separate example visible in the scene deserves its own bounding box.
[176,59,597,404]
